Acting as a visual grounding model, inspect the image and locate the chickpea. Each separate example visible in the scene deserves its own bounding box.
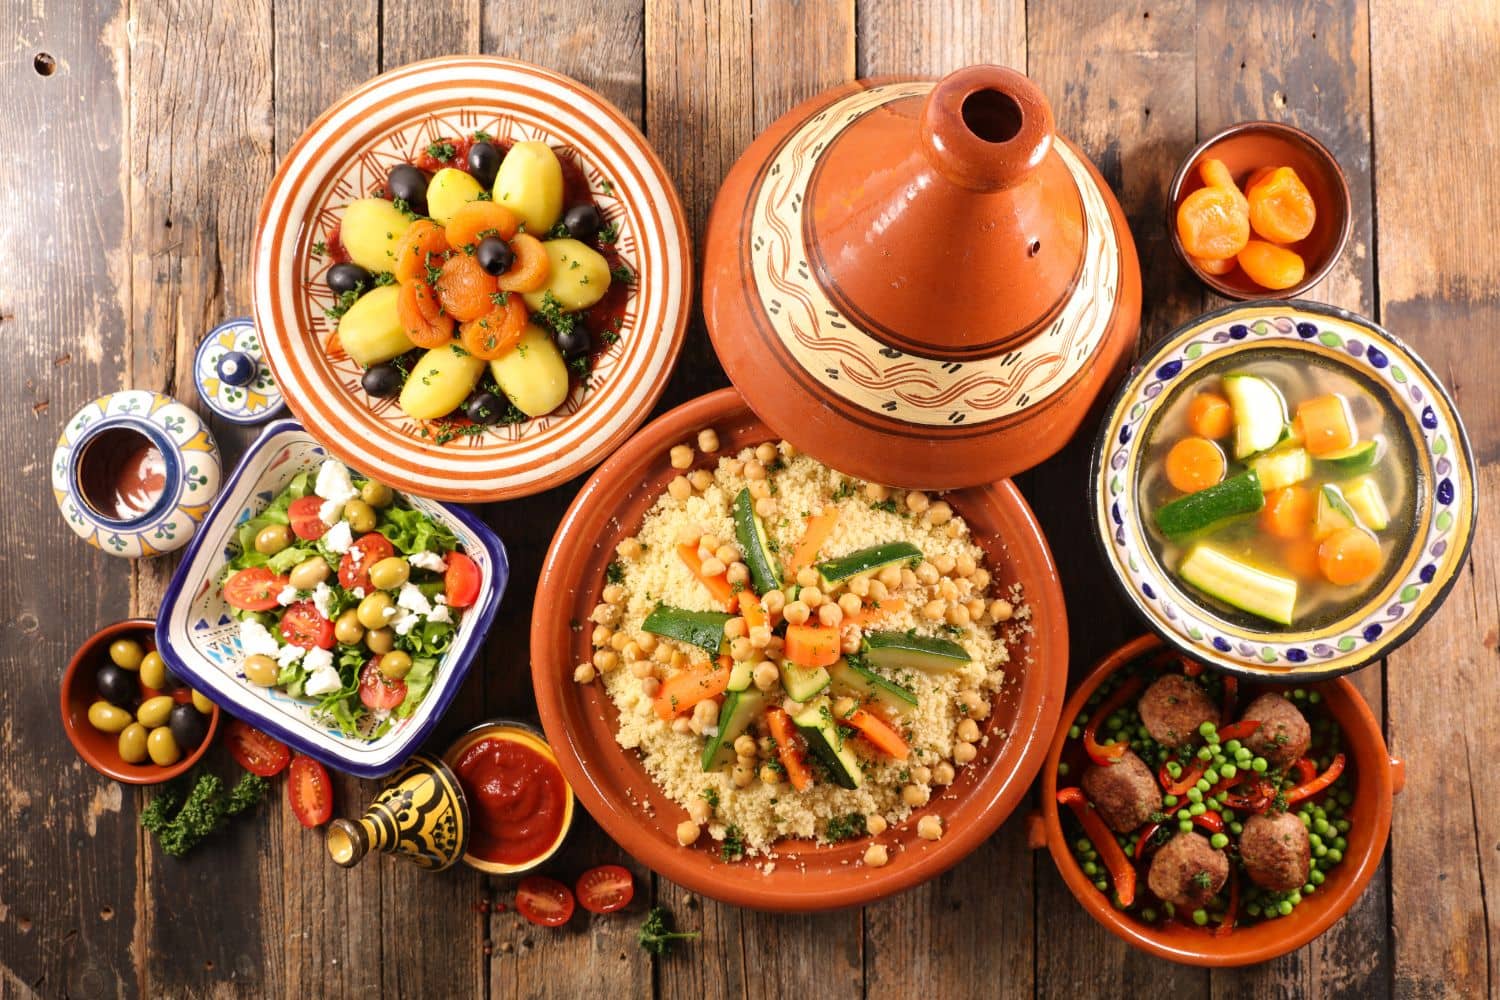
[754,497,777,518]
[800,586,824,608]
[710,544,736,565]
[778,439,797,458]
[667,476,692,501]
[593,649,619,672]
[731,762,755,788]
[921,599,946,621]
[847,575,871,599]
[753,442,776,464]
[762,589,786,616]
[379,650,413,680]
[917,815,944,841]
[795,566,819,589]
[334,609,365,645]
[782,698,806,717]
[989,598,1014,622]
[749,479,772,500]
[937,578,959,601]
[724,616,748,640]
[967,698,991,722]
[899,567,917,590]
[640,676,662,698]
[840,626,863,655]
[676,524,702,547]
[700,556,727,578]
[669,444,695,469]
[966,598,987,621]
[243,654,279,687]
[676,820,701,846]
[637,633,659,654]
[629,658,655,679]
[864,844,890,867]
[743,460,766,481]
[833,696,857,718]
[602,583,626,605]
[866,815,889,836]
[723,457,745,477]
[147,727,181,766]
[906,490,930,514]
[783,601,811,626]
[748,625,772,649]
[817,603,843,627]
[672,716,693,734]
[956,718,981,742]
[360,480,394,508]
[688,798,713,824]
[932,762,956,786]
[591,602,621,626]
[901,783,930,807]
[945,604,971,627]
[867,579,890,602]
[910,764,933,785]
[765,635,785,658]
[653,643,674,664]
[689,469,714,492]
[877,565,902,590]
[915,561,939,586]
[837,593,863,617]
[971,568,992,589]
[616,537,643,560]
[945,522,963,539]
[343,499,377,533]
[692,700,719,727]
[925,500,953,525]
[955,553,977,578]
[726,562,750,586]
[954,741,978,765]
[733,734,758,758]
[864,482,890,501]
[956,689,982,714]
[368,556,410,591]
[573,663,596,683]
[117,723,149,764]
[697,428,720,453]
[610,632,629,655]
[357,592,395,630]
[591,624,613,647]
[730,636,754,661]
[759,764,781,785]
[753,662,780,691]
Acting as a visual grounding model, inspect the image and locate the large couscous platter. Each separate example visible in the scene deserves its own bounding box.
[532,389,1069,911]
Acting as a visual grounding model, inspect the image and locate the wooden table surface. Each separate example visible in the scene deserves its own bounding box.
[5,1,1496,997]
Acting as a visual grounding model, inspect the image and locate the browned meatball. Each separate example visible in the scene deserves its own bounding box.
[1147,832,1230,910]
[1240,692,1312,768]
[1138,673,1217,746]
[1081,750,1163,833]
[1240,811,1311,892]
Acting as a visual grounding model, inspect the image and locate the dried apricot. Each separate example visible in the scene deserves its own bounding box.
[1177,186,1250,260]
[446,201,521,251]
[1247,166,1316,244]
[1237,239,1306,290]
[1190,254,1237,276]
[435,253,500,322]
[458,293,529,360]
[397,281,455,348]
[1198,158,1246,207]
[393,220,450,285]
[495,233,551,293]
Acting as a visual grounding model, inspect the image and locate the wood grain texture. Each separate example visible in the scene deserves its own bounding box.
[858,0,1024,75]
[1372,2,1500,998]
[384,0,481,63]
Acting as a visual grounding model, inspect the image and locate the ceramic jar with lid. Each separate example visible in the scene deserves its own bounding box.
[703,65,1142,489]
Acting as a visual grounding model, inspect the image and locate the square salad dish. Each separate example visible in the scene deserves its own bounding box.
[156,419,507,777]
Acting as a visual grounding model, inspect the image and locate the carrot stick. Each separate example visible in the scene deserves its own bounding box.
[845,598,906,625]
[677,544,736,610]
[787,506,839,575]
[652,656,731,721]
[1057,787,1137,907]
[766,707,813,791]
[847,709,909,760]
[784,624,840,668]
[739,590,766,630]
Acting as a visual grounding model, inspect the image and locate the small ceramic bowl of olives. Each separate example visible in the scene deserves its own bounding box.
[60,618,221,784]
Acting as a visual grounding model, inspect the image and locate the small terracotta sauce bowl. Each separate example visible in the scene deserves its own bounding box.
[1168,121,1351,300]
[61,618,220,784]
[1040,634,1402,966]
[442,720,575,876]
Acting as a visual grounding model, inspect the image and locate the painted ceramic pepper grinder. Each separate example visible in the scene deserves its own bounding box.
[326,754,470,871]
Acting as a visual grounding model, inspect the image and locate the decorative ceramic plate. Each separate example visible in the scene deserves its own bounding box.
[1091,301,1476,679]
[531,389,1069,911]
[154,420,508,778]
[253,56,692,501]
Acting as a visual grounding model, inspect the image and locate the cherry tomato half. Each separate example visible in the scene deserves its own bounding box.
[576,865,635,914]
[280,600,335,650]
[288,496,329,541]
[224,719,292,777]
[288,755,334,828]
[224,567,290,612]
[358,660,407,711]
[338,533,396,591]
[443,551,481,609]
[515,875,575,927]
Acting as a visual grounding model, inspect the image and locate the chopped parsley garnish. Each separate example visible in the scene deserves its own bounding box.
[597,221,619,245]
[392,197,418,219]
[869,498,900,515]
[311,240,327,257]
[610,263,636,285]
[490,290,511,307]
[374,270,397,286]
[824,813,868,843]
[599,178,614,195]
[534,290,578,338]
[605,561,626,585]
[425,141,457,162]
[832,481,856,501]
[545,221,572,239]
[323,289,360,321]
[471,130,492,142]
[699,787,720,808]
[721,824,746,861]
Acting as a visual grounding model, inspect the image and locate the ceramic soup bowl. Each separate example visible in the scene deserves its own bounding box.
[1091,301,1475,679]
[154,419,508,777]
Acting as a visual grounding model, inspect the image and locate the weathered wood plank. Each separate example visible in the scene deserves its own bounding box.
[1371,2,1500,997]
[384,0,480,63]
[859,0,1024,76]
[0,5,138,995]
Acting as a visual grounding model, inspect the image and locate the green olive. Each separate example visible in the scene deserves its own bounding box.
[361,481,394,508]
[147,726,181,766]
[88,700,133,733]
[255,523,293,555]
[191,690,215,715]
[109,638,145,670]
[378,650,413,679]
[289,557,331,591]
[117,723,150,764]
[139,651,169,690]
[343,499,378,533]
[365,627,395,654]
[243,653,279,687]
[357,592,395,630]
[335,609,365,646]
[136,695,175,729]
[368,556,410,591]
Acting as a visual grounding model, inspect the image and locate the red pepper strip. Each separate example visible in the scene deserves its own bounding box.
[1159,758,1207,797]
[1181,657,1205,677]
[1215,719,1262,742]
[1219,778,1277,812]
[1220,676,1239,725]
[1134,821,1162,861]
[1291,757,1318,786]
[1215,872,1240,937]
[1192,811,1225,834]
[1058,787,1137,907]
[1082,676,1145,766]
[1284,753,1346,806]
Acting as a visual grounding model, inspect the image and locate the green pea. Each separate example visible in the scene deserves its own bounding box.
[1197,747,1213,761]
[1199,720,1217,737]
[1307,691,1321,704]
[1277,899,1294,916]
[109,638,145,670]
[1246,903,1262,917]
[1068,725,1081,740]
[1326,848,1343,863]
[1210,833,1229,849]
[1224,739,1242,754]
[1314,844,1328,858]
[1229,821,1243,835]
[1192,909,1208,925]
[1220,763,1238,780]
[1203,769,1220,785]
[1074,837,1091,854]
[1163,794,1178,807]
[1177,809,1191,821]
[1178,819,1193,833]
[1252,757,1268,773]
[1083,861,1098,877]
[1311,869,1325,885]
[1141,908,1157,923]
[1166,761,1182,779]
[1195,778,1211,792]
[1186,788,1203,803]
[1057,762,1070,777]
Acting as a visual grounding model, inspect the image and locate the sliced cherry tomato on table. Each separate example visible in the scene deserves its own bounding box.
[225,719,292,777]
[289,496,329,540]
[338,533,396,591]
[358,660,407,711]
[443,551,481,608]
[280,600,335,650]
[515,875,575,927]
[288,755,334,828]
[576,865,634,914]
[224,567,290,611]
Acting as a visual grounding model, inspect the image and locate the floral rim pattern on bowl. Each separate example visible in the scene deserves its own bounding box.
[1092,301,1476,678]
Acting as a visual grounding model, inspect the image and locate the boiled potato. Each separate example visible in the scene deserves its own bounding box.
[493,141,563,234]
[399,343,486,420]
[490,323,570,417]
[520,239,612,313]
[340,198,414,272]
[338,286,414,365]
[426,168,486,226]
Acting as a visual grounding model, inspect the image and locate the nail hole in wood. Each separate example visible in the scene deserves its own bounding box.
[1028,239,1041,257]
[34,52,56,76]
[961,89,1024,144]
[164,218,173,229]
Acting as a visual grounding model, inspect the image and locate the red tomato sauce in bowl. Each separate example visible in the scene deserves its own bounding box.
[444,722,574,873]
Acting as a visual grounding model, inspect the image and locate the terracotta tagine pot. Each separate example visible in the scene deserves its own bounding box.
[703,65,1142,489]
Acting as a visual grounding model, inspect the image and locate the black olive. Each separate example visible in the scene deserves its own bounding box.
[361,363,404,398]
[388,164,429,214]
[327,263,373,296]
[555,324,592,360]
[168,703,209,754]
[562,203,603,242]
[464,391,505,425]
[475,236,515,276]
[95,664,139,708]
[467,141,501,188]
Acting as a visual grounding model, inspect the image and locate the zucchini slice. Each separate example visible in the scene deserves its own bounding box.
[817,542,921,589]
[793,697,863,789]
[1223,373,1289,459]
[1314,484,1360,539]
[702,689,765,771]
[1178,544,1298,626]
[863,630,969,673]
[1154,470,1265,540]
[733,487,783,594]
[642,605,731,655]
[1247,447,1312,492]
[1317,439,1381,476]
[829,658,918,716]
[1343,476,1391,531]
[779,660,831,702]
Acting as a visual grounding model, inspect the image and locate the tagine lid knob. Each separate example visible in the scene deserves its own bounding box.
[193,317,286,425]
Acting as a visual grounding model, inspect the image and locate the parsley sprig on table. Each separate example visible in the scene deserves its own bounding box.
[141,771,269,857]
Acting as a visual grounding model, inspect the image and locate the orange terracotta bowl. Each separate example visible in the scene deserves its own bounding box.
[1040,634,1402,966]
[531,388,1069,911]
[1168,121,1351,301]
[60,618,220,784]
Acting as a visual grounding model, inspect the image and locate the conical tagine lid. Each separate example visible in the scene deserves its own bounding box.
[702,65,1142,489]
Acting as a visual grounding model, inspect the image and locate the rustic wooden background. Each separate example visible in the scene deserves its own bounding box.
[4,1,1496,997]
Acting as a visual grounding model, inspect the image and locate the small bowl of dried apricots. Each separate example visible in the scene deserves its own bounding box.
[1168,121,1352,301]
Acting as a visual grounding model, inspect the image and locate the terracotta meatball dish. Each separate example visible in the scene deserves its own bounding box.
[1054,648,1352,933]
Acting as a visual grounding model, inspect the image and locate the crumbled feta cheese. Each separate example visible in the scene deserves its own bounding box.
[323,521,353,554]
[302,647,334,673]
[305,664,343,696]
[238,619,280,658]
[318,499,344,526]
[276,643,306,669]
[276,585,299,606]
[427,603,452,624]
[392,610,421,636]
[396,582,433,616]
[351,587,366,599]
[314,459,359,505]
[408,550,447,572]
[382,606,397,619]
[311,582,335,620]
